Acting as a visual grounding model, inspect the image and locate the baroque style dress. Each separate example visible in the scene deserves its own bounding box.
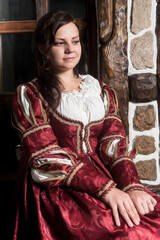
[12,74,160,240]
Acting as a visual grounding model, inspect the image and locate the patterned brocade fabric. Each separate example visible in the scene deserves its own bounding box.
[12,75,160,240]
[98,85,144,192]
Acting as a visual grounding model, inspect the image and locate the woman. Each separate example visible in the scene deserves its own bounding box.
[12,11,160,239]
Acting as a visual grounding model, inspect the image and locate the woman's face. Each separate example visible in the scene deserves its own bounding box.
[49,22,82,73]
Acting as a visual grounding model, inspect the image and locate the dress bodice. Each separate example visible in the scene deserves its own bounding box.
[55,75,107,153]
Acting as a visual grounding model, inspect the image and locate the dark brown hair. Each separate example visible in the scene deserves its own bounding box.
[32,10,87,110]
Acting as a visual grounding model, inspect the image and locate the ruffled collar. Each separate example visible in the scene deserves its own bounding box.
[61,74,97,97]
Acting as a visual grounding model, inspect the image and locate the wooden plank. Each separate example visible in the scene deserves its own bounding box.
[0,19,86,34]
[0,21,37,33]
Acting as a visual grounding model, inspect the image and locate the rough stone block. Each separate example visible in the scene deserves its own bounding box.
[134,135,156,155]
[130,32,154,70]
[131,0,152,34]
[135,159,157,181]
[133,105,155,131]
[129,73,157,102]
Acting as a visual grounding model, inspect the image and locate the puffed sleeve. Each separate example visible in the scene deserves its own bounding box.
[99,84,145,192]
[12,82,116,197]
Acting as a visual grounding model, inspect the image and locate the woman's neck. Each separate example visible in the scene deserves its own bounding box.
[57,70,81,91]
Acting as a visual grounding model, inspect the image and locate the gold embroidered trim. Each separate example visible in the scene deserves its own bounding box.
[105,140,113,156]
[40,176,65,182]
[113,143,118,159]
[111,157,133,169]
[112,88,119,114]
[66,162,84,186]
[97,180,114,197]
[28,81,48,122]
[32,168,67,174]
[12,110,25,133]
[105,115,122,122]
[122,183,144,192]
[28,144,59,163]
[29,81,48,105]
[86,118,104,152]
[33,160,72,168]
[17,85,34,126]
[33,172,66,183]
[125,136,129,156]
[39,98,48,122]
[22,124,52,140]
[25,90,37,125]
[100,134,125,143]
[103,89,110,114]
[51,111,82,154]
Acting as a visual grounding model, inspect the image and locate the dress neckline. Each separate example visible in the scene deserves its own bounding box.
[62,78,84,94]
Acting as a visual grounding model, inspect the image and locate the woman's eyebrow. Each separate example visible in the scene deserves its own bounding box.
[55,36,79,40]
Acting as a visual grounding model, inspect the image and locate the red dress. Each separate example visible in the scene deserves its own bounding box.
[12,76,160,240]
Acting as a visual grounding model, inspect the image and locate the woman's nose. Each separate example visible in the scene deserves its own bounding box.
[65,43,74,53]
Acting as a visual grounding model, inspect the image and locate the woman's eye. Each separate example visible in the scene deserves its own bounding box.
[55,42,64,46]
[73,40,80,44]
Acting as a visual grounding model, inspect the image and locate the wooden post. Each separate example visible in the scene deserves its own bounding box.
[35,0,49,20]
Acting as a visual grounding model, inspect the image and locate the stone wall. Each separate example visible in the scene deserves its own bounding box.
[97,0,159,185]
[128,0,160,184]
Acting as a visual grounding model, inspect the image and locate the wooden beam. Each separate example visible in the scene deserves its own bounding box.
[35,0,48,20]
[0,21,37,33]
[0,19,86,34]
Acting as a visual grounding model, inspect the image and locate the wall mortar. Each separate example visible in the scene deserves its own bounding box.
[128,0,160,185]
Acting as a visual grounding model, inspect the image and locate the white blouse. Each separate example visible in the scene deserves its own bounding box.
[57,74,106,125]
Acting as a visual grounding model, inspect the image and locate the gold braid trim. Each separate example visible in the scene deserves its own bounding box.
[112,88,119,114]
[100,134,125,143]
[25,90,37,125]
[110,157,133,170]
[66,162,84,186]
[32,169,66,183]
[122,183,144,192]
[51,111,82,154]
[103,89,110,114]
[12,110,25,133]
[97,180,115,197]
[28,81,48,122]
[22,124,52,140]
[28,144,59,163]
[17,85,33,126]
[105,115,122,122]
[85,118,104,152]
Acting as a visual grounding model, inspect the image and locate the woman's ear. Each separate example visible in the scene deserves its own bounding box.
[38,45,45,55]
[38,45,47,57]
[39,45,50,60]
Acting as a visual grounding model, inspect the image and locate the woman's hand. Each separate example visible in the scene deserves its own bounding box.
[128,190,157,215]
[102,188,140,227]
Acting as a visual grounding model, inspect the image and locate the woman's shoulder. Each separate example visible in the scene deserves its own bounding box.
[13,78,46,106]
[15,79,40,96]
